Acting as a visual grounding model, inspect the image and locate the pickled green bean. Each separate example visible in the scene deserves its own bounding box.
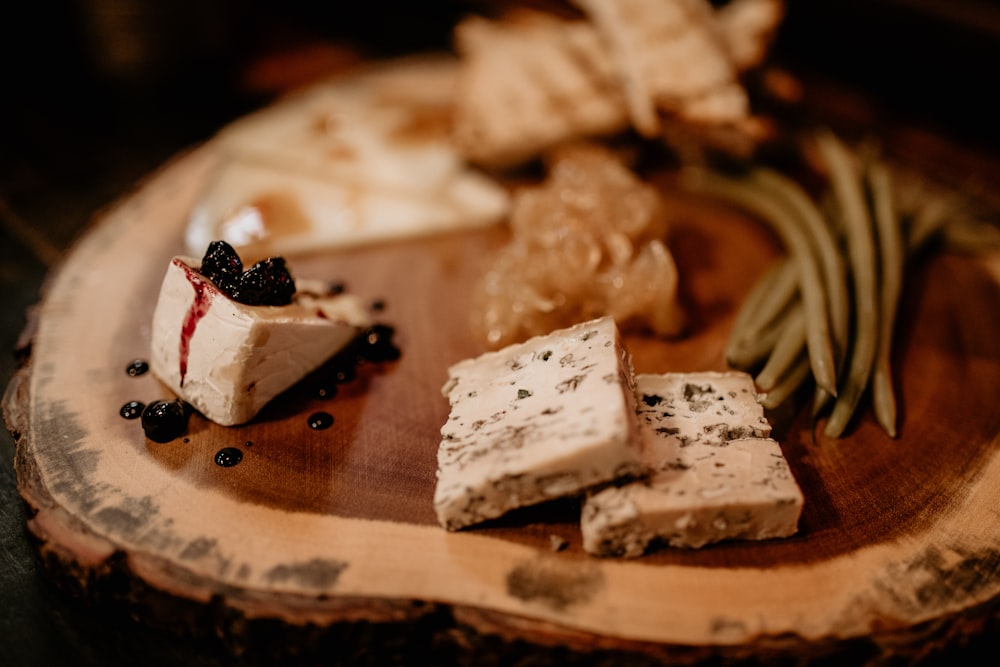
[749,168,850,365]
[725,257,798,364]
[726,305,791,370]
[756,303,806,392]
[816,131,879,438]
[760,355,812,410]
[868,159,903,438]
[681,167,838,396]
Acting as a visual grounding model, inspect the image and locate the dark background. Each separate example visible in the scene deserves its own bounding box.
[2,2,999,665]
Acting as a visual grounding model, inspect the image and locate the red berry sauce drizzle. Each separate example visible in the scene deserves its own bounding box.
[176,260,215,388]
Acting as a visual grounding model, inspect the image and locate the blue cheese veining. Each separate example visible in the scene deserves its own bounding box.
[581,371,804,556]
[434,316,643,530]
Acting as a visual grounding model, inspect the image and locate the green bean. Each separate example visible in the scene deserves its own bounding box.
[725,257,798,363]
[812,386,833,418]
[759,354,812,410]
[680,167,839,396]
[749,168,850,366]
[816,130,879,438]
[726,301,794,370]
[940,215,1000,253]
[868,158,904,438]
[755,302,806,391]
[728,257,788,340]
[904,190,953,253]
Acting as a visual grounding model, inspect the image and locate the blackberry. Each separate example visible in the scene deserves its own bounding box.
[199,241,296,306]
[141,399,191,443]
[236,257,296,306]
[200,240,244,295]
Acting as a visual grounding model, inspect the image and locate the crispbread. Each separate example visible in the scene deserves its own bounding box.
[716,0,786,71]
[451,11,630,168]
[573,0,749,136]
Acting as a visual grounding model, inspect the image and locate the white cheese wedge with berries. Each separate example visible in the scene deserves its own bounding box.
[149,251,372,426]
[434,316,643,531]
[581,371,804,556]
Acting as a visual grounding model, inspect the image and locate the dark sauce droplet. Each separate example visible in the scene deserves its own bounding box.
[333,363,356,384]
[120,400,145,419]
[308,412,334,430]
[359,324,401,362]
[126,359,149,377]
[215,447,243,467]
[315,383,338,400]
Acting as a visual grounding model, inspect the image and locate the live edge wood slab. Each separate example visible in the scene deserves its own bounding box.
[4,139,1000,665]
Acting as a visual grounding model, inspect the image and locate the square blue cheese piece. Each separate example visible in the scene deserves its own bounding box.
[581,371,804,556]
[434,316,643,530]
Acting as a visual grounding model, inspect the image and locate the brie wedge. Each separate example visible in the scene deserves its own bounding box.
[581,371,803,556]
[186,57,510,261]
[434,316,643,530]
[150,256,372,426]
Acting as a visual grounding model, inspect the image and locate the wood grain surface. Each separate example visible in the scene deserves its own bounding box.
[5,133,1000,664]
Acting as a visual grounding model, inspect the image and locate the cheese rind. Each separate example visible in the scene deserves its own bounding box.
[434,316,642,530]
[150,257,372,426]
[581,371,803,556]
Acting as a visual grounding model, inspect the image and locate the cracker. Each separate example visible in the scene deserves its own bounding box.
[452,11,629,167]
[573,0,749,136]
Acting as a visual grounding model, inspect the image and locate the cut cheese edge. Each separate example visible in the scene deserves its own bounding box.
[150,257,372,426]
[434,316,643,530]
[581,371,803,556]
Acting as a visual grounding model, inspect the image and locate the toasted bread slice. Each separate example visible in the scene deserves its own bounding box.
[573,0,749,136]
[452,11,630,168]
[716,0,786,72]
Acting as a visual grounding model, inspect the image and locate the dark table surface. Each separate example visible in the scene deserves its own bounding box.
[2,2,999,665]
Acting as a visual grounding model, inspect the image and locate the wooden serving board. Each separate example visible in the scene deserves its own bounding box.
[5,140,1000,664]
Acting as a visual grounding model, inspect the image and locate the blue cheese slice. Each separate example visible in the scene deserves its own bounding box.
[434,316,643,530]
[581,371,803,556]
[150,256,372,426]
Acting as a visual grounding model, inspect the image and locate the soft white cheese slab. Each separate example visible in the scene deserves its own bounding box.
[581,371,803,556]
[434,316,643,530]
[185,56,510,261]
[150,256,372,426]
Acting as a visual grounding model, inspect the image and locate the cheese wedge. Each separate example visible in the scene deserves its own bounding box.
[434,316,643,530]
[581,371,803,556]
[150,257,372,426]
[185,56,509,261]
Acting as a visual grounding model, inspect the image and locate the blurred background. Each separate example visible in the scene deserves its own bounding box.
[2,0,997,276]
[1,1,999,665]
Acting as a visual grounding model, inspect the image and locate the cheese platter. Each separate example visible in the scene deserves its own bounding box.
[4,1,1000,664]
